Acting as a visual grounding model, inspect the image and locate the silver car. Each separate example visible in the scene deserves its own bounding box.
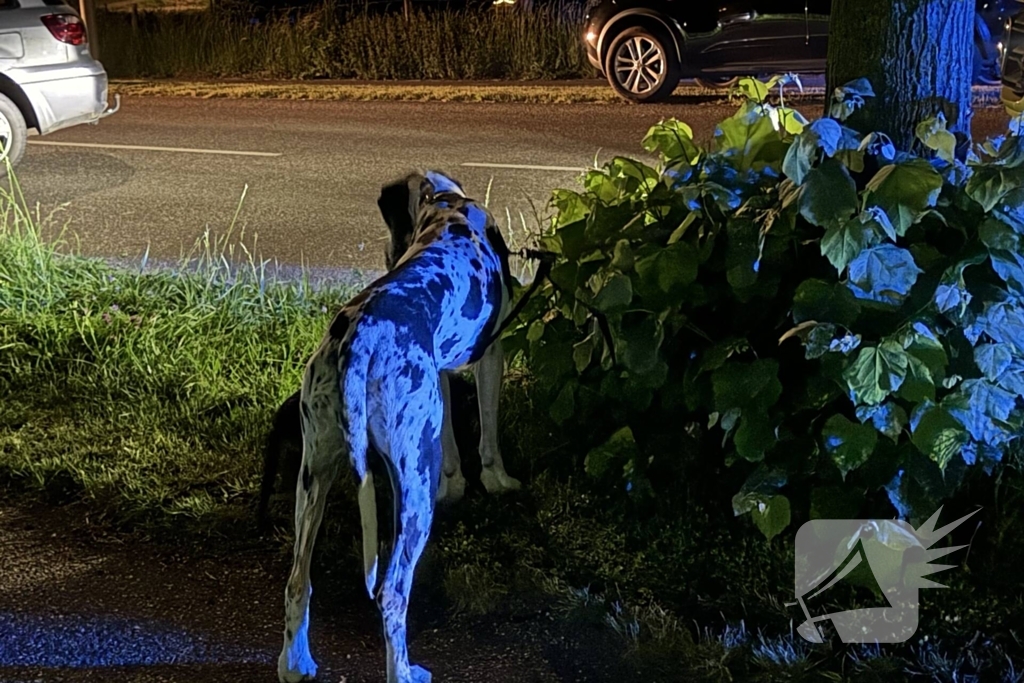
[0,0,118,175]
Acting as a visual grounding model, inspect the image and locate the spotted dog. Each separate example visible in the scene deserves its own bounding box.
[257,174,521,531]
[278,171,519,683]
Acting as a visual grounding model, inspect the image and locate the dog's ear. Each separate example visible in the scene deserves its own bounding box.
[424,170,465,197]
[378,173,431,271]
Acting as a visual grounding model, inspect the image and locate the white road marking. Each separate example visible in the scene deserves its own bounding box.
[27,140,281,158]
[460,162,586,172]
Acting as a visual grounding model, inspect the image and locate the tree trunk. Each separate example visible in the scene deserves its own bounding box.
[825,0,975,152]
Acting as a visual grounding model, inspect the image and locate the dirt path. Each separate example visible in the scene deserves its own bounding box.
[0,502,627,683]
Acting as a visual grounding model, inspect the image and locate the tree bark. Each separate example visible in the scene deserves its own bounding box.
[825,0,975,152]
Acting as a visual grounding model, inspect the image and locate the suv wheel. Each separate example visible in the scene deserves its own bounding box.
[0,93,27,177]
[605,26,681,103]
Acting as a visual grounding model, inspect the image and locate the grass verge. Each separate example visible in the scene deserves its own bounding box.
[108,79,632,103]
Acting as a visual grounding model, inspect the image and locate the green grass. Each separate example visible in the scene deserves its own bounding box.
[97,3,594,81]
[2,171,1023,681]
[0,178,362,531]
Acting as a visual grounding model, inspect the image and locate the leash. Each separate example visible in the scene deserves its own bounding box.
[478,248,556,349]
[481,247,618,367]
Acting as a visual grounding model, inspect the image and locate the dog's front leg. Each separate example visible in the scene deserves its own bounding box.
[436,372,467,504]
[474,341,521,494]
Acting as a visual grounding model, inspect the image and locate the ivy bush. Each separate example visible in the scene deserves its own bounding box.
[504,76,1024,540]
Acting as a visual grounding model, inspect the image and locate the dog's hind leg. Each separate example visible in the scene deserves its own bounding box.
[377,374,442,683]
[474,341,521,494]
[278,366,343,683]
[436,371,467,505]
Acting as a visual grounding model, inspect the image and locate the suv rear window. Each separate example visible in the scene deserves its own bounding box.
[42,0,69,5]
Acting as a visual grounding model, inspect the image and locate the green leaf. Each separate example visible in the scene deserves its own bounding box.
[751,495,791,542]
[792,279,861,326]
[584,426,637,479]
[822,414,879,478]
[550,190,590,229]
[635,241,699,298]
[821,218,877,274]
[966,167,1016,212]
[712,359,783,413]
[898,355,936,403]
[843,341,910,406]
[617,316,664,376]
[979,217,1020,252]
[550,382,575,425]
[591,274,632,315]
[611,239,635,271]
[864,159,944,236]
[734,412,775,462]
[572,335,596,374]
[726,217,760,292]
[911,405,970,471]
[800,159,858,228]
[736,76,772,102]
[732,466,788,515]
[915,113,957,164]
[699,337,751,375]
[900,324,948,382]
[642,119,700,164]
[856,402,908,442]
[782,132,817,185]
[667,212,699,244]
[714,102,780,171]
[804,323,838,359]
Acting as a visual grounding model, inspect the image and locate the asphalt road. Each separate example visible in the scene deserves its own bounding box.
[10,96,1016,275]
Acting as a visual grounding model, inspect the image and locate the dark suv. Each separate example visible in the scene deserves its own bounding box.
[1003,0,1024,110]
[584,0,1014,102]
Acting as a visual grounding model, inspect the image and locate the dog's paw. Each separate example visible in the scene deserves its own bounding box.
[408,664,432,683]
[278,650,317,682]
[480,465,521,494]
[436,469,466,505]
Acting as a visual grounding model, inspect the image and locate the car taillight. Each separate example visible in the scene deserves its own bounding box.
[41,14,87,46]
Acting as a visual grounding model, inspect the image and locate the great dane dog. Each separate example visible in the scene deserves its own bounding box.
[278,171,519,683]
[256,172,520,530]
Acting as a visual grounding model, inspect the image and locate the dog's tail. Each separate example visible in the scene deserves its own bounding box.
[257,424,281,531]
[340,349,379,600]
[257,391,300,531]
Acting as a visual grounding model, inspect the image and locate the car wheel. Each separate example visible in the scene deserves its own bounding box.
[604,26,681,103]
[694,76,741,90]
[0,94,27,177]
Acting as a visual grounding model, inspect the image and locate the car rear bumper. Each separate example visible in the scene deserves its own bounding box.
[14,62,116,135]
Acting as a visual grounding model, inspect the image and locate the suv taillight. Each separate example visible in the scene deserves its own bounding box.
[41,14,87,46]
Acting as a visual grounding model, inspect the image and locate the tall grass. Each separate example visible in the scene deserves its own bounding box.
[0,179,360,529]
[98,2,595,80]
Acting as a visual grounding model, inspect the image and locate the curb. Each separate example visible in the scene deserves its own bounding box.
[106,79,1006,106]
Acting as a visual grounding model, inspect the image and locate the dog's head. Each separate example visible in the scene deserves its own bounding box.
[377,170,466,270]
